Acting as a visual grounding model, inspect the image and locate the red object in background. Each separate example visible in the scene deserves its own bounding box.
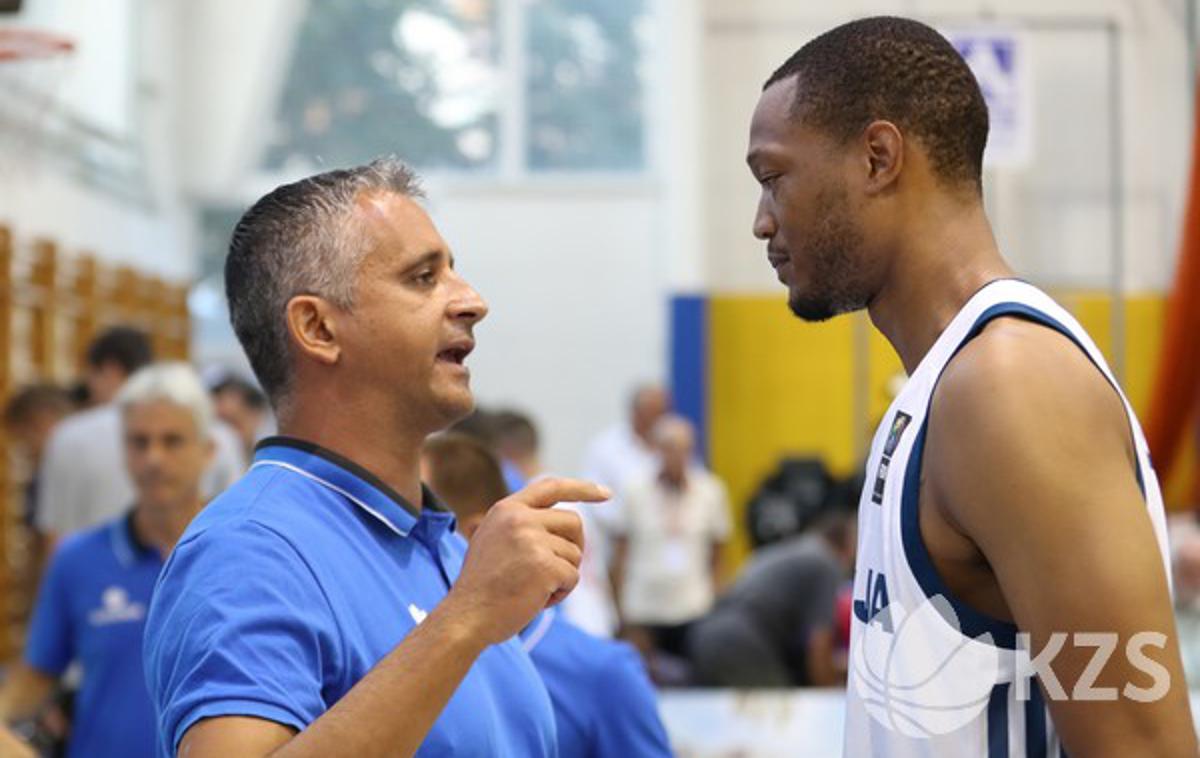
[1145,76,1200,491]
[0,28,74,61]
[835,584,853,650]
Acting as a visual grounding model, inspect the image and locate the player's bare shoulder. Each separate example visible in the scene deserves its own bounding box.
[924,316,1136,530]
[933,316,1130,453]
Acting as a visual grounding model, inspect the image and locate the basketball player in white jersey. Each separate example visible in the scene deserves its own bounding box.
[746,16,1196,757]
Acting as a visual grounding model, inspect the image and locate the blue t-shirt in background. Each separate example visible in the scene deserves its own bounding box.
[520,608,673,758]
[26,513,162,758]
[143,438,557,757]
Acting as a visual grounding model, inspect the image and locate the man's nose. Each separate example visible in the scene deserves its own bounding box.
[753,196,777,240]
[450,275,488,325]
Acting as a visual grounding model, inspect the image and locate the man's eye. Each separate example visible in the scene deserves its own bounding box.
[414,270,436,285]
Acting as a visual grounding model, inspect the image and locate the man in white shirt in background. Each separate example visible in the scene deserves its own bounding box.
[37,327,246,542]
[581,384,670,496]
[611,414,732,677]
[489,409,621,639]
[576,385,671,637]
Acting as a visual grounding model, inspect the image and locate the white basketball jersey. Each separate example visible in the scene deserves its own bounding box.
[844,280,1171,758]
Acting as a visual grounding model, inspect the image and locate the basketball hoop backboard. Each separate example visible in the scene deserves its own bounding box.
[0,27,73,61]
[0,27,75,179]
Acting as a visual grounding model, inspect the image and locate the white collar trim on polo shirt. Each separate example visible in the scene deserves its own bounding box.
[250,459,410,537]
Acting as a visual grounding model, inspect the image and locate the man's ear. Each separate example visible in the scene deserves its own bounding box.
[285,295,341,367]
[862,120,904,195]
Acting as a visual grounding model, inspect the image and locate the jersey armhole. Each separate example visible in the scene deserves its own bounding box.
[900,302,1146,650]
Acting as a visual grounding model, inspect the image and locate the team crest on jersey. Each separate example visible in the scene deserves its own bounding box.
[883,412,912,457]
[872,411,913,504]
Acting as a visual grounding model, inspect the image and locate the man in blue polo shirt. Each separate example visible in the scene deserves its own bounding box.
[0,363,216,757]
[422,433,674,757]
[144,158,609,757]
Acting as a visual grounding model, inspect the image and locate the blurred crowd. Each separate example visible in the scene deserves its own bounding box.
[0,325,865,755]
[440,388,860,691]
[13,325,1200,756]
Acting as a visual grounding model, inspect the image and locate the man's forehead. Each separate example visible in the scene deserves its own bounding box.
[748,77,800,159]
[354,190,447,259]
[123,401,197,431]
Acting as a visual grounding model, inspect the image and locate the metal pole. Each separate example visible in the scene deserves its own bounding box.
[1189,0,1197,85]
[1108,19,1126,382]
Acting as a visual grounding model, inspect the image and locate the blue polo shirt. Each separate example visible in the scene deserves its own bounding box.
[143,437,556,757]
[520,608,673,758]
[26,512,162,757]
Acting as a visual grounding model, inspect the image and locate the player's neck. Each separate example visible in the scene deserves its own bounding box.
[279,394,427,510]
[868,202,1013,375]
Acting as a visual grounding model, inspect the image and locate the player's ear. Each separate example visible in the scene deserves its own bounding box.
[862,120,903,195]
[286,295,341,367]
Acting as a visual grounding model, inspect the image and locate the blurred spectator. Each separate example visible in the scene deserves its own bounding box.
[688,507,856,687]
[494,409,619,638]
[449,408,499,445]
[611,415,731,668]
[493,409,540,488]
[581,384,670,496]
[421,433,673,758]
[578,385,671,635]
[210,374,269,460]
[83,327,153,408]
[3,385,73,531]
[36,328,246,540]
[0,363,215,757]
[451,408,523,492]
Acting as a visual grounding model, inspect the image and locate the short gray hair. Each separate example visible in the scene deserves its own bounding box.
[225,156,423,406]
[117,362,213,440]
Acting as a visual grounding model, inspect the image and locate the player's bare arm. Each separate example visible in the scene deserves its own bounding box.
[923,317,1197,757]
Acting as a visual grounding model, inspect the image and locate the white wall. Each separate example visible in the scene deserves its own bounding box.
[427,182,666,475]
[699,0,1194,295]
[0,0,193,279]
[10,0,1185,471]
[179,1,683,476]
[175,0,307,202]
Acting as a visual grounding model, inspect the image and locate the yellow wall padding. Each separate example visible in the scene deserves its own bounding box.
[708,296,857,566]
[707,291,1173,570]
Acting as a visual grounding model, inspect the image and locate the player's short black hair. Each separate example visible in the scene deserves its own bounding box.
[764,16,988,192]
[85,326,153,375]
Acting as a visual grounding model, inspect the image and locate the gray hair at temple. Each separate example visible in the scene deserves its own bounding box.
[224,156,424,409]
